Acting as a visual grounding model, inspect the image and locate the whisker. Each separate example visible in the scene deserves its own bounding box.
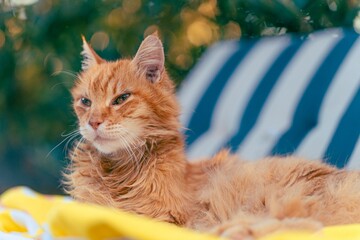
[61,129,80,137]
[114,131,141,169]
[114,131,140,153]
[100,124,148,171]
[50,82,68,91]
[52,70,79,78]
[119,135,137,160]
[74,137,85,154]
[46,131,80,159]
[64,134,81,153]
[116,126,142,143]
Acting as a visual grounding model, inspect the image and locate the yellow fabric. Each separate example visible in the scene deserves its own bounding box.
[0,211,27,233]
[261,225,360,240]
[1,186,360,240]
[1,187,68,224]
[0,187,221,240]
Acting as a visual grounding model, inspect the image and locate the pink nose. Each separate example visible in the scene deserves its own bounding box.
[89,121,102,130]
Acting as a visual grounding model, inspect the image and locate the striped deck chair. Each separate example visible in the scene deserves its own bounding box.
[179,28,360,169]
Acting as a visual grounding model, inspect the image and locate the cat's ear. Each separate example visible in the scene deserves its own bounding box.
[81,35,105,70]
[131,33,164,83]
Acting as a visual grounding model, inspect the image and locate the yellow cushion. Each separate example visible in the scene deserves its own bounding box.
[1,186,360,240]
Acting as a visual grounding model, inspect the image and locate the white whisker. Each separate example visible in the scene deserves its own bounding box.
[52,70,79,78]
[47,130,80,158]
[111,126,144,170]
[74,136,85,153]
[64,133,81,153]
[62,129,80,137]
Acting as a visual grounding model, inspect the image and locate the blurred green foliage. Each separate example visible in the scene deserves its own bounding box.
[0,0,359,194]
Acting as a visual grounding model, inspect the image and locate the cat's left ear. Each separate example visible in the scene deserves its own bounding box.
[81,35,105,70]
[131,33,164,83]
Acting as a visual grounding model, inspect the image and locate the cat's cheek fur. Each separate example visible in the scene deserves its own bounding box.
[121,119,144,138]
[79,124,95,141]
[74,106,87,118]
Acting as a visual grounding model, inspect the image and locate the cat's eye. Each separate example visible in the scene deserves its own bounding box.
[81,97,92,107]
[112,93,131,105]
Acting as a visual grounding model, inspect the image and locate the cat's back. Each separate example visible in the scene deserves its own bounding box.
[189,152,360,228]
[190,151,339,193]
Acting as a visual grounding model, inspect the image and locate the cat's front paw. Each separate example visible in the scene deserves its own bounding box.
[211,218,322,240]
[211,220,257,240]
[212,226,253,240]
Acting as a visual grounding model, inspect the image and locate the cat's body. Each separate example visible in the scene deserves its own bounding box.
[65,34,360,239]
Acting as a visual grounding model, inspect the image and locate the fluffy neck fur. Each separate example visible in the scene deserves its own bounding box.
[66,125,193,224]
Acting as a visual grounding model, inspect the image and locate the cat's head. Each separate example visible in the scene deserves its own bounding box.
[71,34,180,156]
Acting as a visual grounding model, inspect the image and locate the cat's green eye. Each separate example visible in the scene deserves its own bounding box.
[112,93,131,105]
[81,97,91,107]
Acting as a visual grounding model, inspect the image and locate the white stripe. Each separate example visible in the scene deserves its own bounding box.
[10,210,40,235]
[187,37,291,159]
[0,232,32,240]
[347,138,360,169]
[237,29,343,160]
[178,41,239,127]
[296,38,360,160]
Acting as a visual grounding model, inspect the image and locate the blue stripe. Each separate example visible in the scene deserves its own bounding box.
[270,32,359,156]
[324,89,360,168]
[185,40,255,146]
[226,37,305,152]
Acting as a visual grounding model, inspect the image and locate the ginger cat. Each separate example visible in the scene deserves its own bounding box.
[64,33,360,239]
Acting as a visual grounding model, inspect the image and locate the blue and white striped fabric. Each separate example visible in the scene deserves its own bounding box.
[178,28,360,169]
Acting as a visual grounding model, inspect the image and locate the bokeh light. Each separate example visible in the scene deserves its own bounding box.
[224,21,242,39]
[91,31,110,51]
[5,18,23,37]
[32,0,52,15]
[107,8,126,29]
[175,53,193,70]
[123,0,142,14]
[0,30,5,49]
[197,0,217,18]
[144,25,160,38]
[354,12,360,33]
[187,19,218,46]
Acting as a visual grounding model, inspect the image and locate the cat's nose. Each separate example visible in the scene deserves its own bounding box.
[89,120,103,130]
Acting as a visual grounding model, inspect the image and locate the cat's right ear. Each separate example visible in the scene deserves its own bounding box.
[81,35,105,71]
[131,34,164,83]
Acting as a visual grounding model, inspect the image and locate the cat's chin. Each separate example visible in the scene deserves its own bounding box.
[92,145,124,159]
[96,149,119,159]
[93,146,136,160]
[92,141,121,156]
[90,138,138,158]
